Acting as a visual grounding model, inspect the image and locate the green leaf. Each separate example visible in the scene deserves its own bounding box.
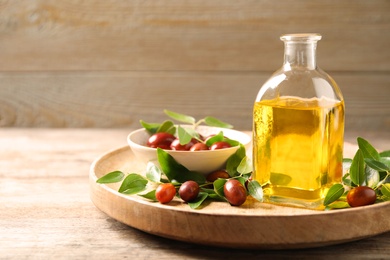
[188,192,209,209]
[320,173,329,185]
[207,193,225,200]
[379,157,390,168]
[226,144,246,177]
[382,195,390,202]
[242,172,252,180]
[342,173,353,187]
[365,166,380,188]
[199,189,225,201]
[140,120,161,135]
[379,171,388,182]
[343,158,353,163]
[177,125,194,145]
[118,173,148,194]
[381,183,390,198]
[156,120,176,135]
[357,137,380,160]
[164,109,195,124]
[200,188,217,194]
[183,171,207,184]
[223,137,240,147]
[157,148,206,184]
[183,127,200,137]
[364,158,390,172]
[204,116,233,129]
[146,162,161,183]
[325,201,350,210]
[350,149,365,186]
[213,178,227,198]
[96,170,125,184]
[138,190,157,201]
[270,172,292,186]
[237,156,253,175]
[157,148,189,180]
[205,131,224,146]
[379,150,390,157]
[236,177,247,187]
[377,172,390,188]
[247,180,263,202]
[323,183,345,206]
[342,158,352,173]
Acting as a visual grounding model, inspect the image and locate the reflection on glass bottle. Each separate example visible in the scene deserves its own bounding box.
[253,34,345,209]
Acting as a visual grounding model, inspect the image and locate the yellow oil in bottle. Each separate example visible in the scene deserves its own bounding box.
[253,97,344,209]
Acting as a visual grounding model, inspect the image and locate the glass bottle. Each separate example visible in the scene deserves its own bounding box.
[253,33,345,209]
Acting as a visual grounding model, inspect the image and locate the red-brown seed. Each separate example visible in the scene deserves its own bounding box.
[346,186,376,207]
[179,181,200,202]
[223,179,247,206]
[190,142,209,151]
[155,183,176,204]
[206,170,230,182]
[147,132,176,149]
[170,138,198,151]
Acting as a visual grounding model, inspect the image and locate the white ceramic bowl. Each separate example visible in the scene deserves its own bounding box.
[127,125,251,175]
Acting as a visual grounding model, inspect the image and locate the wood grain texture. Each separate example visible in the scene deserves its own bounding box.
[1,129,389,259]
[1,71,389,131]
[0,0,389,71]
[0,1,389,129]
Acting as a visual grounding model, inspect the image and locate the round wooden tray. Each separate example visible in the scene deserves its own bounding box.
[89,144,390,249]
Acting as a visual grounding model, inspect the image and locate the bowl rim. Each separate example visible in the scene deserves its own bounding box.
[127,125,251,154]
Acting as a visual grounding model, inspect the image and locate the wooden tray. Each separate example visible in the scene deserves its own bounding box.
[89,144,390,249]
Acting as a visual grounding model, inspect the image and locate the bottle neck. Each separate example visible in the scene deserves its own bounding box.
[280,34,321,71]
[283,41,317,70]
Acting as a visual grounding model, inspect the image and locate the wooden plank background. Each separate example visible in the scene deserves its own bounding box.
[0,0,389,132]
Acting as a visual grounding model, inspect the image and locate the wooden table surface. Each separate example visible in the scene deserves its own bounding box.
[1,128,389,259]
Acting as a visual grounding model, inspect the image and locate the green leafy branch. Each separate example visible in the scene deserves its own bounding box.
[324,137,390,209]
[140,110,233,145]
[96,145,263,209]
